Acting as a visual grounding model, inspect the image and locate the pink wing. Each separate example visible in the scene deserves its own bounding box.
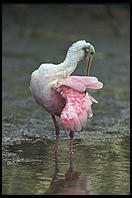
[52,76,103,132]
[53,76,103,93]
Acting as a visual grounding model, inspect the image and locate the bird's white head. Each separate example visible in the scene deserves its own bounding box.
[66,40,95,75]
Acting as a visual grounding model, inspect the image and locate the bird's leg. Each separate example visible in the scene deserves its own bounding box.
[70,150,73,170]
[51,152,59,184]
[51,115,60,153]
[69,131,74,154]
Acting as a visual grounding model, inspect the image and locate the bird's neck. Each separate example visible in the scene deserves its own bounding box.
[58,53,82,77]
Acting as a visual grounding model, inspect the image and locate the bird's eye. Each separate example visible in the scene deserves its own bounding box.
[91,51,94,55]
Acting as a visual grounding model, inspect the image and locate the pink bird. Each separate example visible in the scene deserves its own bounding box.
[29,40,103,153]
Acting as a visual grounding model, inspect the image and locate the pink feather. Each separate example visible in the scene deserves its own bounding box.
[53,76,103,92]
[53,76,103,131]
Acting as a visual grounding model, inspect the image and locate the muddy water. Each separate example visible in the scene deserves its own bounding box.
[2,5,130,195]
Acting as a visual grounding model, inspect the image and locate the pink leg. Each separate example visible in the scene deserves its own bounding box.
[51,153,59,184]
[52,115,60,153]
[70,151,73,169]
[69,131,74,154]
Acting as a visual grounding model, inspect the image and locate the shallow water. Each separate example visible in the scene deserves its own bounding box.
[2,5,130,195]
[2,136,130,195]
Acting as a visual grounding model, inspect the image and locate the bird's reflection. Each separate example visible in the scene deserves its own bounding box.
[45,153,91,195]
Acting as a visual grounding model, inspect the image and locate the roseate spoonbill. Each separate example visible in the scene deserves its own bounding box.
[29,40,103,153]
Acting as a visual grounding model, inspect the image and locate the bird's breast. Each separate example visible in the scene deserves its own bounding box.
[30,72,66,116]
